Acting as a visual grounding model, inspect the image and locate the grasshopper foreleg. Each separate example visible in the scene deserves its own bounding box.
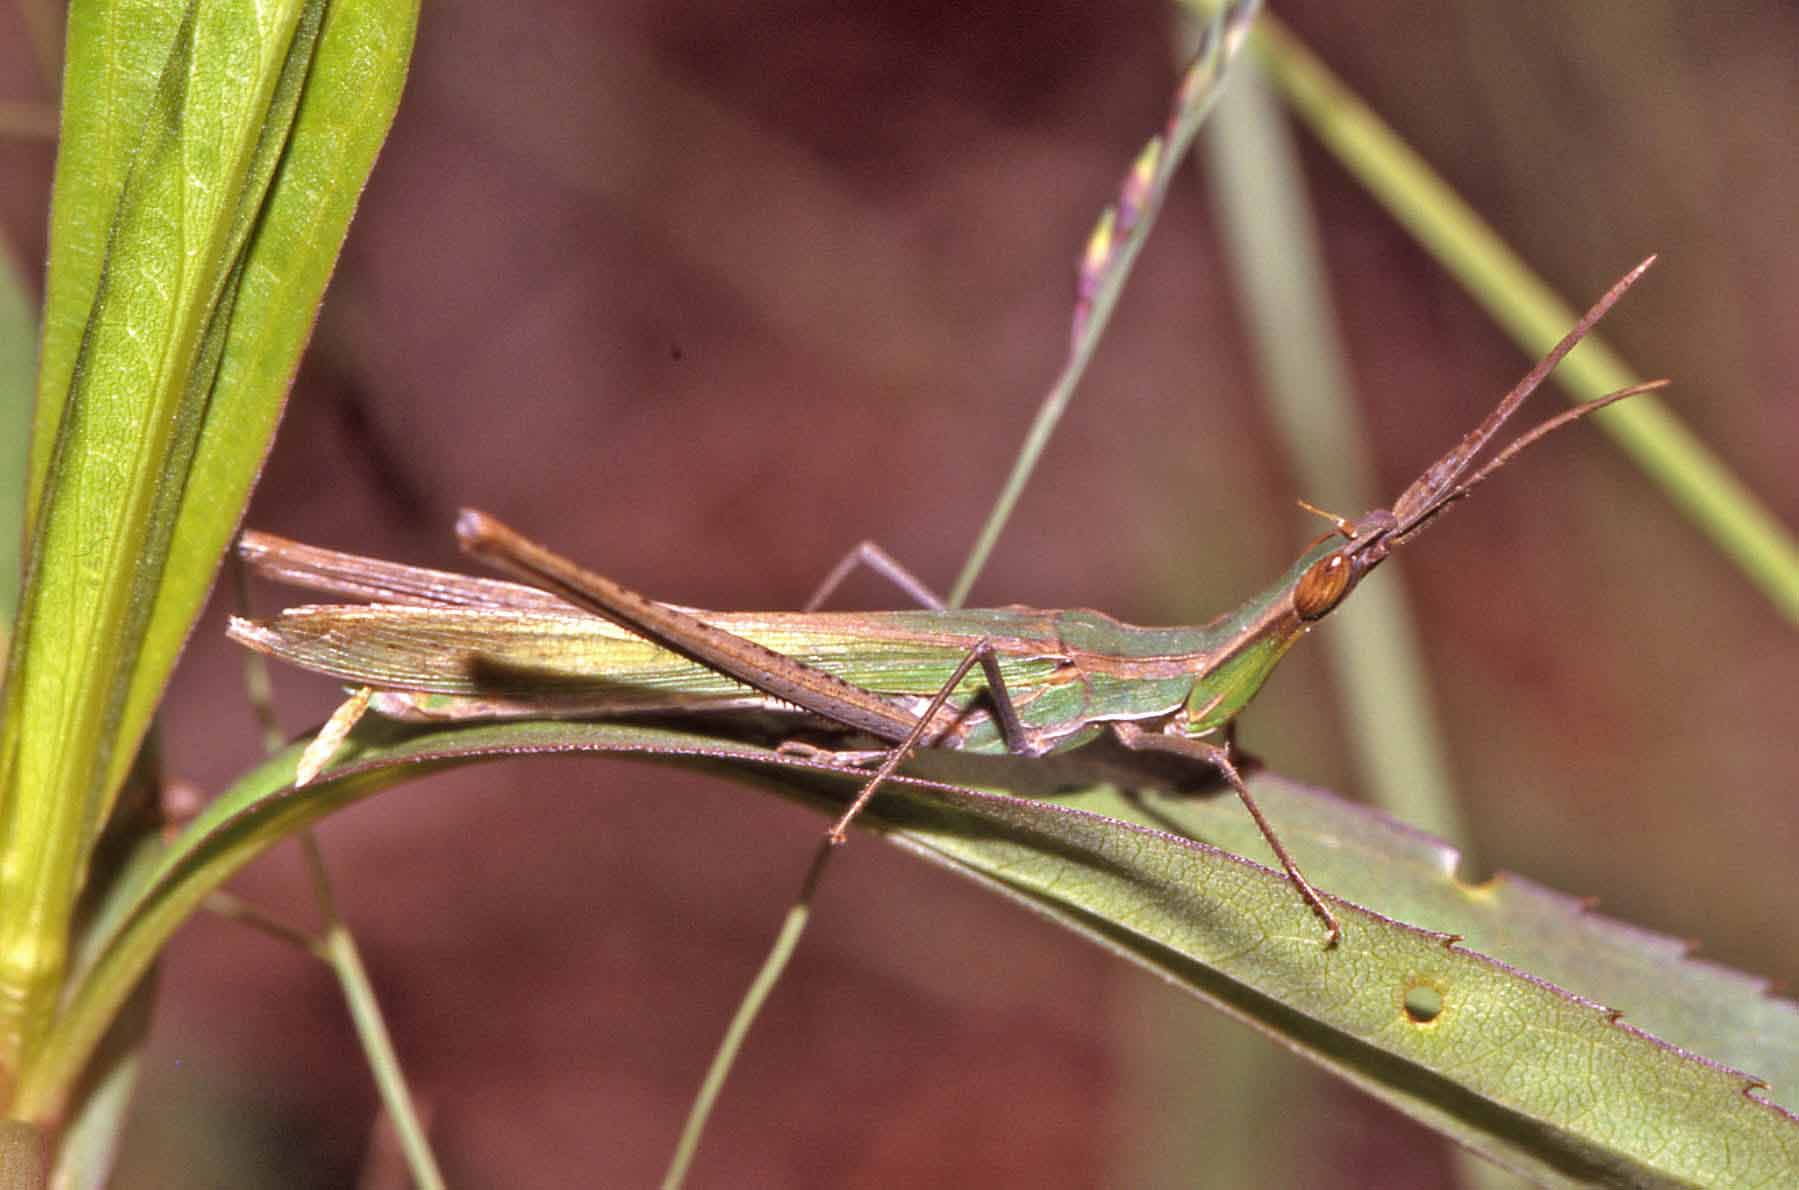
[1110,720,1341,947]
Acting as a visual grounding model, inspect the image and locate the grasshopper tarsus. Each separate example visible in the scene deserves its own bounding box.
[806,540,946,612]
[1203,739,1341,948]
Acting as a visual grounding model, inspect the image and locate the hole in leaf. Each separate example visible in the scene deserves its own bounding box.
[1402,981,1445,1025]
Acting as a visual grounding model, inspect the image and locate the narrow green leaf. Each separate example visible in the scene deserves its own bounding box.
[0,0,322,1078]
[32,718,1799,1178]
[27,0,187,529]
[0,0,419,1086]
[889,774,1799,1185]
[1065,772,1799,1116]
[116,0,423,811]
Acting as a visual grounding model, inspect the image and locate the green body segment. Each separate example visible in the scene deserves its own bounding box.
[230,538,1333,755]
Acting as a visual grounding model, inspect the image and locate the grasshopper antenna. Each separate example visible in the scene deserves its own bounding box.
[1389,254,1657,532]
[1291,258,1665,622]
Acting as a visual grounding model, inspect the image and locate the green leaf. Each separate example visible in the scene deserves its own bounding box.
[27,0,187,528]
[33,718,1799,1179]
[1,0,323,1079]
[119,0,422,818]
[2,0,305,1080]
[0,0,418,1090]
[1125,773,1799,1114]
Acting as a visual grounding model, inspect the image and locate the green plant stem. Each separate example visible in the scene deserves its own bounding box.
[203,890,320,955]
[1201,57,1468,848]
[300,834,445,1190]
[231,556,444,1187]
[946,0,1261,607]
[666,7,1269,1173]
[663,841,831,1190]
[1213,6,1799,622]
[663,11,1269,1173]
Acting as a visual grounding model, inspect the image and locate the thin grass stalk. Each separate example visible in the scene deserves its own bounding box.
[230,565,445,1189]
[1200,59,1468,848]
[945,0,1263,607]
[301,836,445,1190]
[662,843,830,1189]
[1202,5,1799,621]
[666,3,1269,1176]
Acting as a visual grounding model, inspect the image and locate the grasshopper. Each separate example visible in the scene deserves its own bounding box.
[229,259,1663,947]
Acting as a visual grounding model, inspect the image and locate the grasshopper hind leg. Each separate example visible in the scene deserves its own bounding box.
[823,640,995,842]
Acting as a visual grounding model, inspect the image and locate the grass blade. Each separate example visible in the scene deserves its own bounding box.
[1232,7,1799,621]
[678,7,1266,1174]
[0,0,419,1107]
[946,0,1262,607]
[1,0,328,1079]
[35,714,1798,1176]
[1200,53,1467,853]
[27,0,186,524]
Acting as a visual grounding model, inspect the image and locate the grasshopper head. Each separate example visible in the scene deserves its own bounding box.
[1290,256,1667,624]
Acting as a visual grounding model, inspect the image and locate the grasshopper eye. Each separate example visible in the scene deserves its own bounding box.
[1295,553,1352,621]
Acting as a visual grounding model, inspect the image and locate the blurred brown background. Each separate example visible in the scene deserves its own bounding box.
[3,1,1795,1186]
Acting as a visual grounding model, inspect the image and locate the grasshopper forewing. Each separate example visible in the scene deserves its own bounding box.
[230,259,1666,947]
